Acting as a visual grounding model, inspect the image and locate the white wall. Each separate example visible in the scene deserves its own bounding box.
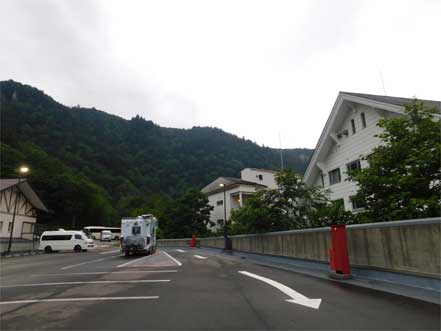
[241,169,277,189]
[315,105,400,211]
[0,187,37,238]
[207,184,261,231]
[0,213,36,239]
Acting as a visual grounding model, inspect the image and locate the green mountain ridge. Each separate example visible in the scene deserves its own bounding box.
[0,80,313,227]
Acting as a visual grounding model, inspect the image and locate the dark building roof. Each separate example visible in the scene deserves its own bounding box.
[341,92,441,112]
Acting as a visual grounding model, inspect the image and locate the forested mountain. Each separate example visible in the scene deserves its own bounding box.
[0,80,313,227]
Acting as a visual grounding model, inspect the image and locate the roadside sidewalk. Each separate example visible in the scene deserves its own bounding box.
[1,250,44,258]
[199,247,441,305]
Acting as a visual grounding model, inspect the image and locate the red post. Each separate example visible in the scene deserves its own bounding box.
[329,224,351,278]
[190,234,197,248]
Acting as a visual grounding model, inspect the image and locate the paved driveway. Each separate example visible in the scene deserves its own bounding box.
[1,247,439,330]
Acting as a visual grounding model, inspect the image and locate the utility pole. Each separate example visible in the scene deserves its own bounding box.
[7,166,30,255]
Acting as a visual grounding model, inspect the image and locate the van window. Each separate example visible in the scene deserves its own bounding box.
[74,234,82,239]
[132,226,141,235]
[41,235,72,241]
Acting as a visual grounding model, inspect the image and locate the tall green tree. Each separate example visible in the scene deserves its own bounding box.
[162,189,213,238]
[348,100,441,221]
[231,170,330,233]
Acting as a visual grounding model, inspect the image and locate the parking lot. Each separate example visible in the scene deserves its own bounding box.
[1,245,440,330]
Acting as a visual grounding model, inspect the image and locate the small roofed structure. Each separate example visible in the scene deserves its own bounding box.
[0,179,48,240]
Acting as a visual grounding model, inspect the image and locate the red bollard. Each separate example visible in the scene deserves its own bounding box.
[190,234,197,248]
[329,224,352,279]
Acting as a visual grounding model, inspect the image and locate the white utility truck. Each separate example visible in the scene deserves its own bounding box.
[120,214,158,256]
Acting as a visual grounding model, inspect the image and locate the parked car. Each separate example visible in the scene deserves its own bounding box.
[101,230,112,241]
[39,230,94,253]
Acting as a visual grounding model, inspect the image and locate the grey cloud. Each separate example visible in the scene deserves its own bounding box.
[0,0,197,126]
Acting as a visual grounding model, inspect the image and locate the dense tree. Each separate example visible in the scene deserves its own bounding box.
[348,100,441,221]
[231,170,330,233]
[161,189,213,238]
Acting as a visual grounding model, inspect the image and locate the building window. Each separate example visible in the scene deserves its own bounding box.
[347,160,361,172]
[351,196,366,210]
[8,222,12,233]
[257,174,263,180]
[332,199,344,209]
[216,200,223,206]
[328,168,341,185]
[361,112,366,128]
[351,119,356,134]
[0,221,3,231]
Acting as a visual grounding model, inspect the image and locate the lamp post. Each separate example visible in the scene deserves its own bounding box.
[6,166,29,255]
[219,183,231,250]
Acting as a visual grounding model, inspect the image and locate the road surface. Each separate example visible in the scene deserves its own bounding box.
[1,245,439,330]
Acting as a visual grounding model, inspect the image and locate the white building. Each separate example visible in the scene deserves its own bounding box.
[202,168,277,231]
[303,92,441,211]
[0,179,48,240]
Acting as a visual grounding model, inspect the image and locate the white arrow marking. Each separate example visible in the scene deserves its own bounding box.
[176,249,185,253]
[238,271,322,309]
[193,255,208,259]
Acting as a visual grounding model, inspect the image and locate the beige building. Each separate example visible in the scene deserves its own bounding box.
[201,168,278,231]
[0,179,48,240]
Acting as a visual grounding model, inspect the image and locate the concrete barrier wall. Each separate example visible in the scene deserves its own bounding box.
[158,218,440,277]
[0,240,39,253]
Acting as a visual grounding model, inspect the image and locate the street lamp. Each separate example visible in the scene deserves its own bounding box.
[6,165,30,254]
[219,183,232,250]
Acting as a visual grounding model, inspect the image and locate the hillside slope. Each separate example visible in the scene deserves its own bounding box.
[0,80,313,226]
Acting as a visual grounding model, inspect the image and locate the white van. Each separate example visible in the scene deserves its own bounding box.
[101,230,112,241]
[39,230,94,253]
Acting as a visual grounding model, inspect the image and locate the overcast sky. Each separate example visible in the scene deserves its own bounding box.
[1,0,440,148]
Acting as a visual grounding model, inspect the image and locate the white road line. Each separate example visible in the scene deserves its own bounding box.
[162,251,182,266]
[1,279,170,288]
[238,271,322,309]
[116,255,151,268]
[100,250,121,255]
[60,255,121,270]
[32,270,178,276]
[61,258,106,270]
[176,249,185,253]
[193,255,208,259]
[0,296,159,305]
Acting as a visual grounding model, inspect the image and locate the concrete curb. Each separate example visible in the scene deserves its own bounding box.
[1,250,44,258]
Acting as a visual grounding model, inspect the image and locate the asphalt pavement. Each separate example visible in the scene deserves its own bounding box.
[0,244,439,330]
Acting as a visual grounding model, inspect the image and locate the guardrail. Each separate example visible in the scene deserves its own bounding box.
[158,217,441,278]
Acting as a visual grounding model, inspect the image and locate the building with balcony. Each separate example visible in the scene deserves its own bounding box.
[201,168,277,231]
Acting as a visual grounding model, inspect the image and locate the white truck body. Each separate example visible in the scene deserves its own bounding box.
[120,214,158,256]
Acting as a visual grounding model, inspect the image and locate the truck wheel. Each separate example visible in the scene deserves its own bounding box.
[74,245,82,252]
[44,246,52,253]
